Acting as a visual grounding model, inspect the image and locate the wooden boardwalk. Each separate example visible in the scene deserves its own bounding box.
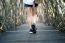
[0,23,65,43]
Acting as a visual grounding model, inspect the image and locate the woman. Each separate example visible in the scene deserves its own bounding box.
[23,0,38,34]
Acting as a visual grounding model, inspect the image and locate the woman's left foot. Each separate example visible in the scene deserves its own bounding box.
[29,29,33,34]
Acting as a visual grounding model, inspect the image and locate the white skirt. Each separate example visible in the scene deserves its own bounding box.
[23,0,34,5]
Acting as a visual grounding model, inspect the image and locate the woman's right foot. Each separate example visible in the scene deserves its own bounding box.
[29,24,37,34]
[29,28,36,34]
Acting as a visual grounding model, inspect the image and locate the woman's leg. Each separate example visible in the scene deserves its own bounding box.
[26,6,38,29]
[26,7,34,28]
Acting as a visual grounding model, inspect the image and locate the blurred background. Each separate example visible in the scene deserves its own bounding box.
[0,0,65,32]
